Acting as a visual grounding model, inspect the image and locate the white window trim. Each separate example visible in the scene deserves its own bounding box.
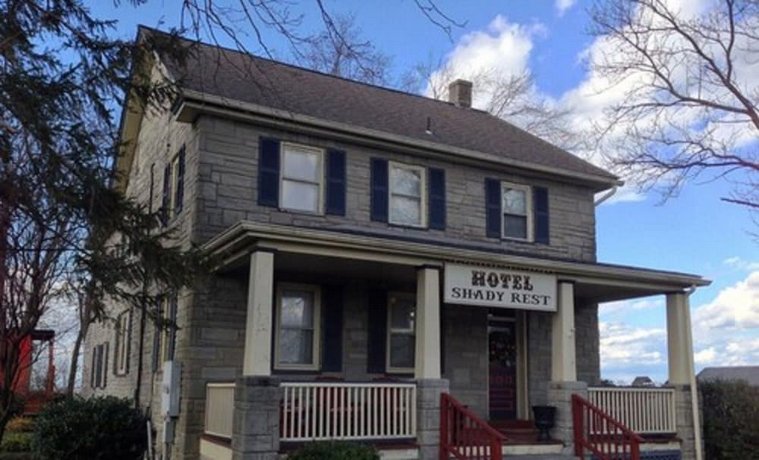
[114,310,130,376]
[388,161,427,228]
[385,292,416,374]
[501,181,533,242]
[279,143,325,215]
[274,283,322,371]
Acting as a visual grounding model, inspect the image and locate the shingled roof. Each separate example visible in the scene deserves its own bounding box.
[145,27,618,187]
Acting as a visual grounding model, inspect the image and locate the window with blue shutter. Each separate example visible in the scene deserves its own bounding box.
[161,164,171,226]
[367,289,387,374]
[321,286,344,372]
[370,158,389,222]
[428,168,446,230]
[533,186,549,244]
[173,146,185,216]
[325,149,346,216]
[258,137,280,207]
[485,178,502,238]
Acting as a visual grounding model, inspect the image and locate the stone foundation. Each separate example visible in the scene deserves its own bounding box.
[232,376,282,460]
[417,379,449,460]
[673,384,700,460]
[547,380,587,456]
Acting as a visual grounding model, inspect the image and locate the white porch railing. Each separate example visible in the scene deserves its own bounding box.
[588,387,676,434]
[280,382,417,442]
[205,382,236,439]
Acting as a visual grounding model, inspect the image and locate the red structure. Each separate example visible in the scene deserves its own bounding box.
[1,330,56,414]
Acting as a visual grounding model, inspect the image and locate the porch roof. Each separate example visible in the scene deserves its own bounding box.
[203,221,710,304]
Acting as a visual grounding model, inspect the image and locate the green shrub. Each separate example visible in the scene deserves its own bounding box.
[288,441,380,460]
[5,418,33,434]
[0,433,32,453]
[31,396,147,460]
[701,380,759,460]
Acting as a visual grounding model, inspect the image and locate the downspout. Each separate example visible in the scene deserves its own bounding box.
[685,285,703,460]
[594,186,618,206]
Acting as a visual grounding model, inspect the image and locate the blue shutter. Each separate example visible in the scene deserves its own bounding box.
[174,146,185,215]
[370,158,388,222]
[366,289,387,374]
[321,286,344,372]
[325,149,346,216]
[485,178,502,238]
[428,168,446,230]
[161,164,171,226]
[534,186,550,244]
[258,137,280,207]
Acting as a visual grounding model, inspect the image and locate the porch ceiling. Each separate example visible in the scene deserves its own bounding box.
[574,280,677,304]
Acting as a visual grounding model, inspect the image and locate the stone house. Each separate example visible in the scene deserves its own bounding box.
[82,27,709,460]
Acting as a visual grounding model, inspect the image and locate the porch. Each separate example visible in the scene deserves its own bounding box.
[198,222,706,460]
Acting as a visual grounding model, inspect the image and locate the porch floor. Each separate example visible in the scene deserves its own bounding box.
[489,420,562,446]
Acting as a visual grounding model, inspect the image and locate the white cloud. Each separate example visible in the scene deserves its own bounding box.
[600,322,666,367]
[723,257,759,272]
[693,271,759,330]
[427,15,544,109]
[555,0,577,16]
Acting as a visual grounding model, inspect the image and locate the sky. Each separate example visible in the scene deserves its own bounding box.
[87,0,758,384]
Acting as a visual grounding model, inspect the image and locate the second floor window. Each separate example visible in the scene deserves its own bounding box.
[281,144,323,213]
[114,310,130,376]
[501,182,532,240]
[389,162,426,227]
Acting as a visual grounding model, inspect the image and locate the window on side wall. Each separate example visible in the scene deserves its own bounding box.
[386,292,416,373]
[275,283,321,371]
[280,143,324,213]
[114,310,131,376]
[160,293,178,363]
[501,182,532,241]
[389,162,426,227]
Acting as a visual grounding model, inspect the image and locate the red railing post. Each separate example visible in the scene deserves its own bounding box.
[438,392,505,460]
[439,393,448,460]
[572,394,584,457]
[571,393,642,460]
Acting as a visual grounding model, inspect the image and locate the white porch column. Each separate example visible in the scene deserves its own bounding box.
[243,250,275,376]
[666,292,695,385]
[415,267,441,380]
[551,281,577,382]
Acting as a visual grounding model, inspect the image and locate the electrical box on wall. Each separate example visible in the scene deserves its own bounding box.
[161,360,181,418]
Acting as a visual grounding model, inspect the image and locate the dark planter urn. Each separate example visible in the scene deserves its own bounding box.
[532,405,556,441]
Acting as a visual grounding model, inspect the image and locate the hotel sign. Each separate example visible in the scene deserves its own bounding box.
[443,263,557,312]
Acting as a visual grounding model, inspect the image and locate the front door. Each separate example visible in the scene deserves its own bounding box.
[488,314,518,421]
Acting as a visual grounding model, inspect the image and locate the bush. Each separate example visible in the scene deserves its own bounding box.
[288,441,379,460]
[31,396,147,460]
[5,418,33,434]
[701,380,759,460]
[0,433,32,453]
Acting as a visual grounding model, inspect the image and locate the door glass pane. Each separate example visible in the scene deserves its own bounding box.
[390,301,415,331]
[391,166,421,197]
[504,214,528,239]
[279,329,314,364]
[389,334,415,369]
[283,149,319,181]
[280,290,314,328]
[390,196,421,225]
[502,188,526,215]
[282,180,319,212]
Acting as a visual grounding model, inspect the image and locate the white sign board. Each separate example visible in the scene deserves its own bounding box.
[444,263,557,312]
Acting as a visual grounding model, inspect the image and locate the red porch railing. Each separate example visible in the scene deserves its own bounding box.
[440,393,505,460]
[572,394,643,460]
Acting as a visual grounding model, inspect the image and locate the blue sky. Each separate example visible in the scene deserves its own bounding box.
[91,0,758,384]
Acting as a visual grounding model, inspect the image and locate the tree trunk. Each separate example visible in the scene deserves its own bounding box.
[66,325,86,396]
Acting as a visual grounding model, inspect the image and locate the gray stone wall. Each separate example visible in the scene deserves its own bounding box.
[194,116,598,262]
[442,305,488,418]
[527,311,553,407]
[673,384,700,460]
[576,302,601,385]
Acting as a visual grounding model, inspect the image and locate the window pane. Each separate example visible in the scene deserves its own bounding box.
[280,290,314,328]
[283,149,319,182]
[389,334,415,369]
[504,214,528,239]
[390,300,415,330]
[279,329,314,364]
[502,188,526,215]
[390,196,421,225]
[282,180,319,212]
[391,166,421,197]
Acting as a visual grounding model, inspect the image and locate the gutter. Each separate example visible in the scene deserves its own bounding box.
[594,186,619,206]
[174,91,623,192]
